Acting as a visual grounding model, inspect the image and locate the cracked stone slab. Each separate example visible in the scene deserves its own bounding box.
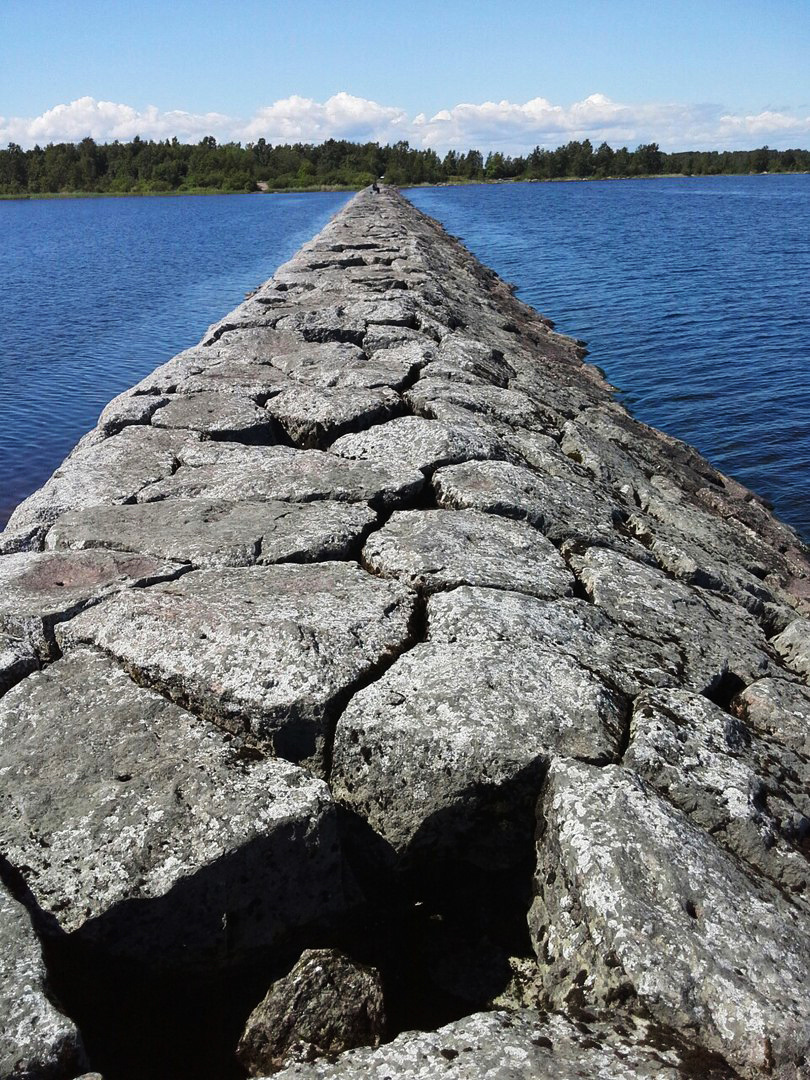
[732,676,810,757]
[170,361,290,398]
[433,458,626,548]
[530,758,810,1079]
[330,414,507,474]
[0,649,354,967]
[6,427,194,529]
[406,377,561,434]
[427,587,681,696]
[1,882,88,1080]
[423,336,515,388]
[45,499,376,569]
[274,306,367,346]
[771,617,810,680]
[571,546,774,692]
[624,508,778,616]
[331,641,625,868]
[96,389,170,437]
[137,443,424,511]
[57,563,416,769]
[0,549,185,660]
[150,391,278,441]
[362,509,574,599]
[267,385,401,448]
[626,688,810,899]
[269,1008,735,1080]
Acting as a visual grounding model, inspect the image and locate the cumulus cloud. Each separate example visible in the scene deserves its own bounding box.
[0,96,233,146]
[240,92,410,144]
[2,93,809,153]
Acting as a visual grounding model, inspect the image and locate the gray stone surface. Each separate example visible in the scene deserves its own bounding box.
[330,414,507,474]
[269,1008,735,1080]
[0,882,87,1080]
[625,688,810,898]
[732,676,810,756]
[771,617,810,679]
[530,758,810,1078]
[0,549,184,659]
[332,641,625,867]
[571,546,774,692]
[237,949,385,1075]
[362,509,573,599]
[137,443,424,511]
[150,391,278,442]
[6,426,193,529]
[57,563,415,769]
[4,184,810,1079]
[46,499,376,569]
[427,587,681,696]
[0,650,352,965]
[433,458,625,548]
[267,385,401,448]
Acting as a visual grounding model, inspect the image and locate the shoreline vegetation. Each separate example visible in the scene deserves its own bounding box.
[1,136,808,199]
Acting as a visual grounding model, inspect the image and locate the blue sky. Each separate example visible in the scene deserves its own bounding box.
[2,0,809,152]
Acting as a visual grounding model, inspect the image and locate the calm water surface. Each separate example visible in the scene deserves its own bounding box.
[408,176,810,542]
[0,191,351,525]
[2,177,808,541]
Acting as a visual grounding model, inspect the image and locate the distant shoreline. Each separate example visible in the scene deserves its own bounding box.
[2,170,807,202]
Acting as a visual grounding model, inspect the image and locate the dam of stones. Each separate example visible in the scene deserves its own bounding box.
[2,187,810,1080]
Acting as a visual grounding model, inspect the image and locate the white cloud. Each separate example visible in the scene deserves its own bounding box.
[240,93,409,144]
[2,93,809,154]
[0,96,233,146]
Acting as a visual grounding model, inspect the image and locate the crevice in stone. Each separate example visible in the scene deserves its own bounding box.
[702,670,748,712]
[320,586,428,781]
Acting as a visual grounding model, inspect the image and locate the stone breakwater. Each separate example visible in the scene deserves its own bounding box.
[1,186,810,1080]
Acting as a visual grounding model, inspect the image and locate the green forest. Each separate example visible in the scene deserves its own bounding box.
[1,136,808,196]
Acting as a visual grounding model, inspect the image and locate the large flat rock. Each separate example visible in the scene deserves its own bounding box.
[57,563,416,769]
[332,641,625,867]
[0,650,353,967]
[572,546,774,692]
[426,586,681,696]
[433,458,625,548]
[6,427,193,529]
[137,443,424,511]
[267,385,401,448]
[626,688,810,897]
[1,883,87,1080]
[0,549,184,659]
[45,499,376,569]
[362,509,573,598]
[150,391,278,442]
[530,758,810,1078]
[330,414,507,474]
[269,1008,734,1080]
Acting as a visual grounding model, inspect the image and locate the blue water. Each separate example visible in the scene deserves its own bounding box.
[0,191,351,525]
[1,178,808,542]
[407,176,810,543]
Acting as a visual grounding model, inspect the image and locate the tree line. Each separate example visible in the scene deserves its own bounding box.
[1,136,808,195]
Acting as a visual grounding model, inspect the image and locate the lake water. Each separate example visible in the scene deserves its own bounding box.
[0,191,351,525]
[1,177,808,541]
[407,176,810,542]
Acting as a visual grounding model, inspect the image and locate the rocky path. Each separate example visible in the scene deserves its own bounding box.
[2,187,809,1080]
